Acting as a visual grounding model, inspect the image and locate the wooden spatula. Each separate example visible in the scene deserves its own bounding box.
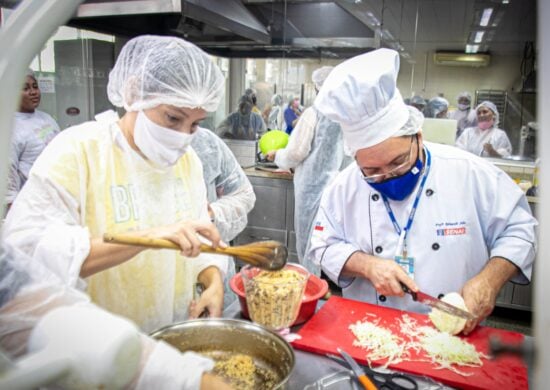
[103,233,288,271]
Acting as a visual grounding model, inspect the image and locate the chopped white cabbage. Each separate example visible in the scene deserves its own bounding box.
[428,292,468,335]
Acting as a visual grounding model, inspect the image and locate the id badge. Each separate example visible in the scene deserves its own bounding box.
[394,255,415,279]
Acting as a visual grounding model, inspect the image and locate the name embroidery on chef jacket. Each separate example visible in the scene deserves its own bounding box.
[435,221,468,236]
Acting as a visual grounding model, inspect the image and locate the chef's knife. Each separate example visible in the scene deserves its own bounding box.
[400,283,477,321]
[337,348,378,390]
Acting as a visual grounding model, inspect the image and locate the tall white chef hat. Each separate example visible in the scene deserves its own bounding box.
[314,48,422,155]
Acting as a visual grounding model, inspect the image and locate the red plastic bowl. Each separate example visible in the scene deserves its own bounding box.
[229,264,329,326]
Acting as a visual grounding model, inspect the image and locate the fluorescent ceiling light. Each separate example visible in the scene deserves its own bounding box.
[480,8,493,26]
[466,44,480,54]
[502,0,509,4]
[474,31,485,43]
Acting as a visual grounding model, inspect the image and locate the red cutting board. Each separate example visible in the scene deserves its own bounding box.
[292,296,527,390]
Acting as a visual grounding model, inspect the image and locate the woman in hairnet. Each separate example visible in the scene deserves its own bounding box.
[0,244,231,389]
[191,127,256,307]
[266,94,286,130]
[424,96,449,118]
[409,95,426,113]
[6,69,60,212]
[449,91,477,139]
[455,100,512,158]
[216,95,267,140]
[265,66,352,275]
[3,35,230,333]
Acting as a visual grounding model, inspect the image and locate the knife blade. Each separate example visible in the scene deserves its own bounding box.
[337,348,378,390]
[400,283,477,321]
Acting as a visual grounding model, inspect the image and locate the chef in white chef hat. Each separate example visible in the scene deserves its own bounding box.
[315,48,424,157]
[309,48,536,336]
[315,48,424,201]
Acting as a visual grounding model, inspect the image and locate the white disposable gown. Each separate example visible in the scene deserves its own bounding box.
[449,107,477,139]
[191,127,256,306]
[3,116,228,333]
[307,142,536,313]
[455,125,512,157]
[0,244,215,389]
[6,110,60,204]
[275,107,352,275]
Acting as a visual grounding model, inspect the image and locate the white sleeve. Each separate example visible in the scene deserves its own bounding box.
[5,148,21,205]
[306,191,359,288]
[455,127,471,151]
[135,340,214,390]
[209,138,256,241]
[274,107,317,170]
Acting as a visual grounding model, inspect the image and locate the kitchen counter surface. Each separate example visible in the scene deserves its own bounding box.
[223,300,456,389]
[243,166,293,180]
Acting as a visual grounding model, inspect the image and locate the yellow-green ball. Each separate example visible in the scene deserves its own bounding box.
[259,130,289,155]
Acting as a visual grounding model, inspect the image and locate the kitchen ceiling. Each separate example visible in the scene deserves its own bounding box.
[1,0,537,59]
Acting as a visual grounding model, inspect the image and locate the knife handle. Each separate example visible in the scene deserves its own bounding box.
[358,374,378,390]
[400,282,417,301]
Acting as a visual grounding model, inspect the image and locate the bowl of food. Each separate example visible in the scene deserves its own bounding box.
[230,263,329,327]
[150,318,294,390]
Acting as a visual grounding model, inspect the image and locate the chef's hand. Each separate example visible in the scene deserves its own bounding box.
[151,220,227,257]
[189,266,224,318]
[265,150,277,162]
[460,274,497,335]
[343,252,418,297]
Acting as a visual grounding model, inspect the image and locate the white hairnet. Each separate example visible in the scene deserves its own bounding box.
[312,66,334,90]
[271,94,283,106]
[427,97,449,117]
[394,106,424,138]
[107,35,225,112]
[25,68,35,79]
[476,100,500,126]
[457,91,472,103]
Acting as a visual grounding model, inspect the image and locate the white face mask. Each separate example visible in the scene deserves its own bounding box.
[133,111,195,168]
[458,103,470,111]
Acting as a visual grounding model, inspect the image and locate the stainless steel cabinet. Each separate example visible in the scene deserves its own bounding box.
[235,175,298,263]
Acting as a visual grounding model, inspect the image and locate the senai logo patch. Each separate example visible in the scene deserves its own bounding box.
[436,227,466,236]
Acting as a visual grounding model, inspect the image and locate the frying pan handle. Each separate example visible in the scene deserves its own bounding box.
[400,282,418,301]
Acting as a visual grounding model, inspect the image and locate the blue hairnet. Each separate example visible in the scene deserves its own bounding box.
[427,97,449,117]
[410,95,426,106]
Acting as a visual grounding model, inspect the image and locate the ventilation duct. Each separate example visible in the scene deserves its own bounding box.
[433,52,491,67]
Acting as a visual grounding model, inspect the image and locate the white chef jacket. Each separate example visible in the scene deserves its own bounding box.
[307,142,536,314]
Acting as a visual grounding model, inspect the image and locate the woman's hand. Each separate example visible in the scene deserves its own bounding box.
[265,150,277,162]
[483,143,501,157]
[150,220,226,257]
[189,266,225,318]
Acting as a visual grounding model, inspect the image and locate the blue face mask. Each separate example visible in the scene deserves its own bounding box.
[368,157,424,201]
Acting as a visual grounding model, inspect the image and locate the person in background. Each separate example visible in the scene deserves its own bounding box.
[455,100,512,158]
[409,95,427,113]
[5,69,60,212]
[265,94,286,130]
[244,88,261,115]
[191,127,256,307]
[424,96,449,118]
[0,244,231,389]
[449,91,477,139]
[284,97,302,134]
[3,35,230,334]
[309,49,536,335]
[265,66,352,275]
[216,95,266,140]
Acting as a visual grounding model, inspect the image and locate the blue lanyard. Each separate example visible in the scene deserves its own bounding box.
[381,147,432,246]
